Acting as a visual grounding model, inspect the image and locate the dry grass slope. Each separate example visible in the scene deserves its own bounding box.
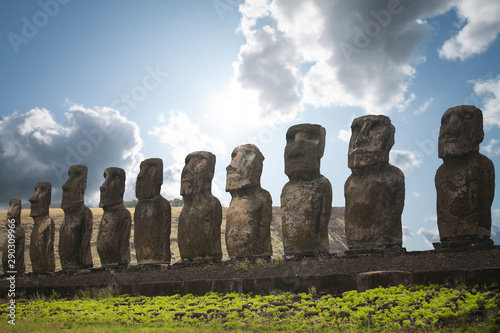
[0,207,346,273]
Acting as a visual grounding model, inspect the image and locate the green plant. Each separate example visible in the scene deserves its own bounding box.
[50,290,62,301]
[272,256,284,267]
[255,258,266,267]
[235,259,250,271]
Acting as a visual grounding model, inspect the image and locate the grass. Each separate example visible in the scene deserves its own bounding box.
[0,284,499,332]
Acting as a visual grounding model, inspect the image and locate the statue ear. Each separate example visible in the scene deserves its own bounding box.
[318,126,326,158]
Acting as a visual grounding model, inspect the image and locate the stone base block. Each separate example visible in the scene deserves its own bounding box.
[433,236,494,250]
[345,245,406,257]
[413,270,467,287]
[356,270,412,292]
[284,252,333,261]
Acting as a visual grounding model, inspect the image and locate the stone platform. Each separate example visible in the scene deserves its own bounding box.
[1,247,499,298]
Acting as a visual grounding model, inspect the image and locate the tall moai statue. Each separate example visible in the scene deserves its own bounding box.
[29,182,55,273]
[2,199,26,275]
[134,158,171,265]
[59,165,93,270]
[225,144,272,259]
[344,115,405,253]
[178,151,222,262]
[97,167,131,267]
[280,124,332,258]
[434,105,495,249]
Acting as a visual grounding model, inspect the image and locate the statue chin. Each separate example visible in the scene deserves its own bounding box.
[348,151,388,169]
[226,177,254,192]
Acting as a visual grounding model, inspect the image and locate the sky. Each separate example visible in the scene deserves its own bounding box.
[1,0,500,251]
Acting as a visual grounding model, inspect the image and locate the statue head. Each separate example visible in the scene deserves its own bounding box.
[180,151,215,196]
[99,167,126,208]
[284,123,326,180]
[226,144,264,192]
[61,164,87,210]
[29,182,51,217]
[136,158,163,200]
[6,198,21,227]
[348,115,395,169]
[438,105,484,159]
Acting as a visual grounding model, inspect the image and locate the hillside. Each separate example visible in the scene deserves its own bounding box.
[0,207,347,273]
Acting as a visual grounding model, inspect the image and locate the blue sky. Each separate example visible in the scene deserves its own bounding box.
[2,0,500,251]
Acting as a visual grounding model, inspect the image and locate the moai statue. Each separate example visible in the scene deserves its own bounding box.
[281,124,332,258]
[344,115,405,253]
[2,199,26,275]
[97,167,131,267]
[225,144,272,259]
[134,158,171,265]
[178,151,222,262]
[434,105,495,249]
[29,182,55,273]
[59,165,93,270]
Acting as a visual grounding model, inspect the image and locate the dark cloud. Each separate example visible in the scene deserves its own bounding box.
[0,105,143,209]
[235,0,498,118]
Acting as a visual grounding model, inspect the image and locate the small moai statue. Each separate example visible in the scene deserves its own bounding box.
[134,158,171,265]
[344,115,405,253]
[97,167,131,267]
[434,105,495,249]
[178,151,222,262]
[29,182,55,273]
[280,124,332,258]
[225,144,273,259]
[59,165,93,270]
[2,199,26,275]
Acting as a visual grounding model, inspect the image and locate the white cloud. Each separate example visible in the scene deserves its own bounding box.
[412,192,421,197]
[417,227,440,249]
[472,75,500,128]
[403,225,415,242]
[17,108,71,144]
[0,105,143,207]
[390,149,423,171]
[150,110,227,199]
[492,224,500,245]
[150,110,226,162]
[337,128,351,142]
[438,0,500,61]
[483,139,500,157]
[493,208,500,218]
[413,97,434,115]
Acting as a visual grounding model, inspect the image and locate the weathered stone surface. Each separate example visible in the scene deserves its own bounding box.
[29,182,55,273]
[134,158,171,265]
[225,144,272,259]
[59,165,93,269]
[281,124,332,257]
[178,151,222,261]
[435,105,495,247]
[345,115,404,251]
[2,199,25,275]
[97,168,131,267]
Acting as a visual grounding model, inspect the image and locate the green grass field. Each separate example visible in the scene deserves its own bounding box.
[1,284,499,332]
